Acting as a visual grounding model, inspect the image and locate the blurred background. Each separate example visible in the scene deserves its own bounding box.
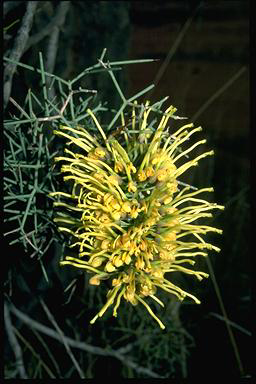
[4,1,250,379]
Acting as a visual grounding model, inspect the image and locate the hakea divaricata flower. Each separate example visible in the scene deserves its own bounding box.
[50,102,224,329]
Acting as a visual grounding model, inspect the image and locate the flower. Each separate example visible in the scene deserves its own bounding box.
[50,103,224,329]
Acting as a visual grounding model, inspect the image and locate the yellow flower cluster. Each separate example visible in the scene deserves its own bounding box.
[50,102,224,329]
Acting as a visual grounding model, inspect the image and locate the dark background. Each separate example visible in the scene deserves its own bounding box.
[4,0,251,379]
[126,1,250,378]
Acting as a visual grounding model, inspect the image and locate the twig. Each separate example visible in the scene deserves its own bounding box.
[209,312,251,336]
[8,301,164,378]
[4,301,28,379]
[206,256,245,376]
[13,328,56,378]
[8,97,31,119]
[46,2,70,102]
[115,353,163,378]
[191,66,247,122]
[25,1,70,51]
[9,88,96,123]
[4,1,38,109]
[46,26,60,102]
[30,328,62,377]
[146,1,203,100]
[22,229,44,255]
[39,299,85,379]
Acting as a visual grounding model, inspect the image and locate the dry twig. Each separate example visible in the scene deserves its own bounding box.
[4,301,28,379]
[45,2,71,101]
[4,1,38,109]
[25,1,70,51]
[39,299,85,379]
[8,301,164,378]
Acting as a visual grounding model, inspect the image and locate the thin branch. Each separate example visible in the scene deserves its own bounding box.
[4,1,38,109]
[8,97,31,119]
[13,328,56,378]
[209,312,251,337]
[191,66,247,122]
[46,26,60,102]
[147,1,203,100]
[30,328,62,377]
[9,88,96,123]
[115,353,163,378]
[45,2,71,102]
[4,301,28,379]
[25,1,70,51]
[206,256,245,376]
[8,301,164,378]
[39,299,85,379]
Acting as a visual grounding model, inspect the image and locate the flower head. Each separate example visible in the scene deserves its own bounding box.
[50,103,224,329]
